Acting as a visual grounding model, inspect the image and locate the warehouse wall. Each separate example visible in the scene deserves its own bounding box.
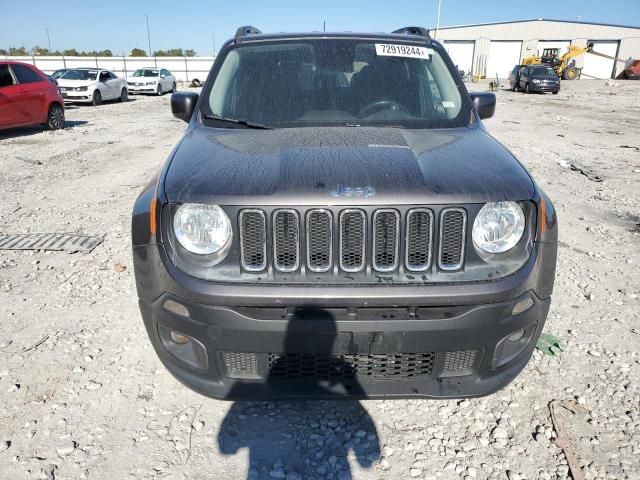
[433,19,640,79]
[0,55,216,82]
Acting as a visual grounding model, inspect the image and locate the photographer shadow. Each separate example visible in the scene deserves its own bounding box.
[218,311,380,480]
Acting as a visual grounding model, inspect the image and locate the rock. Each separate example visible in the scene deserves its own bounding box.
[269,468,286,479]
[286,472,302,480]
[0,440,10,453]
[7,384,20,393]
[56,441,76,457]
[410,468,423,477]
[492,427,508,439]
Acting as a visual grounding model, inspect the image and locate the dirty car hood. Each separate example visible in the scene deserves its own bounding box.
[163,125,535,205]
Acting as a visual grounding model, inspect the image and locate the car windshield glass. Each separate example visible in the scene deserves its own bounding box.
[531,68,556,77]
[51,69,67,79]
[61,69,97,80]
[133,69,159,77]
[203,39,469,129]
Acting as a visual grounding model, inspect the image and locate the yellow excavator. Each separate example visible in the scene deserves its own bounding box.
[522,43,594,80]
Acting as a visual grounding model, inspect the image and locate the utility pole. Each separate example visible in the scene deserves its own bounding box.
[323,21,326,32]
[435,0,442,40]
[144,15,152,57]
[212,33,216,57]
[46,28,51,51]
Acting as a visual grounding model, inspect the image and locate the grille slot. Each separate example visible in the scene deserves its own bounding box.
[438,208,466,270]
[372,209,400,272]
[405,209,433,271]
[339,210,366,272]
[273,210,300,272]
[268,352,435,379]
[306,210,333,272]
[239,210,267,272]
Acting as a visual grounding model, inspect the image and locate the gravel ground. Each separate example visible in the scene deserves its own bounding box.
[1,81,639,480]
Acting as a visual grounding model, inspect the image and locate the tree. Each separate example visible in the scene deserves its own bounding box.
[32,45,49,55]
[97,49,113,57]
[63,48,79,56]
[0,48,7,55]
[8,47,29,55]
[130,48,147,57]
[185,49,196,57]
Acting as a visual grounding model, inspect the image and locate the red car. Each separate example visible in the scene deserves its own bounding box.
[0,61,65,131]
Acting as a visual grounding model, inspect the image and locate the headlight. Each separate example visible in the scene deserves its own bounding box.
[75,86,88,91]
[146,81,155,85]
[173,203,231,255]
[472,202,525,253]
[532,79,541,84]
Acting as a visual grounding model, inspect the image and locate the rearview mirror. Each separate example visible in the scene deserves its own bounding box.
[171,92,199,123]
[469,92,496,120]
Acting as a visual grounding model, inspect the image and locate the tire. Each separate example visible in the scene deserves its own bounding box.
[525,83,530,94]
[46,103,65,130]
[119,88,128,102]
[171,82,177,93]
[513,80,519,92]
[157,84,163,96]
[92,90,102,106]
[552,91,559,95]
[563,67,578,80]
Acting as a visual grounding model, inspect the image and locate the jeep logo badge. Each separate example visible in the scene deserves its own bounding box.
[331,184,376,199]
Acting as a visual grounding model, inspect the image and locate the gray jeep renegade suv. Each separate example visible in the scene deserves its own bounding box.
[132,26,558,400]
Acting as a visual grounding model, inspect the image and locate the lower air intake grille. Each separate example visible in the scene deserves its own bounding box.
[306,210,332,272]
[273,210,300,272]
[268,352,435,379]
[442,350,478,373]
[223,352,258,378]
[439,208,466,270]
[339,210,365,272]
[406,209,433,271]
[373,210,399,271]
[239,210,266,272]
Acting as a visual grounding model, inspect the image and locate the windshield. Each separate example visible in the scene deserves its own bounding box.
[61,69,97,81]
[51,69,67,79]
[203,39,469,129]
[531,67,557,77]
[132,69,159,77]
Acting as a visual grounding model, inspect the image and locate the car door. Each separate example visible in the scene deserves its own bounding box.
[160,69,170,90]
[0,63,25,127]
[108,71,121,98]
[519,67,528,89]
[11,63,48,123]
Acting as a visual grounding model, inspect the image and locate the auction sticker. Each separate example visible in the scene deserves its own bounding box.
[375,44,432,59]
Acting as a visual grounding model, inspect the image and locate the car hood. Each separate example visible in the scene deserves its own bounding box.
[57,79,96,87]
[533,76,559,80]
[163,125,535,206]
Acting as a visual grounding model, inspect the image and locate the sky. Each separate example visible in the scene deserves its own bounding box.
[1,0,639,56]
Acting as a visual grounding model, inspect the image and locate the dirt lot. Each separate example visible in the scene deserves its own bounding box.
[1,82,639,480]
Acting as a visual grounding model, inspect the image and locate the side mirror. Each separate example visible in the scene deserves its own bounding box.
[171,91,199,123]
[470,92,496,120]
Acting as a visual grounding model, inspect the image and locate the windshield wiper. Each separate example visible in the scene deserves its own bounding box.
[202,114,272,130]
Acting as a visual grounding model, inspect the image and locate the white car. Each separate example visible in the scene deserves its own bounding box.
[127,68,176,95]
[57,68,128,106]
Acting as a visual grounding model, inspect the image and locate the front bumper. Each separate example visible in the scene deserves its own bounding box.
[127,84,157,93]
[529,83,560,93]
[61,90,93,102]
[140,291,550,400]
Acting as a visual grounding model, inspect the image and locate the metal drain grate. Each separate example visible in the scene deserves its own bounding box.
[0,233,103,253]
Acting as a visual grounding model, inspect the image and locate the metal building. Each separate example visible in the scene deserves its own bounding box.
[430,18,640,80]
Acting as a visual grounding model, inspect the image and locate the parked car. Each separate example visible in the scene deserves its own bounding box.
[518,66,560,94]
[0,61,65,131]
[508,64,522,91]
[127,68,176,95]
[57,68,128,105]
[132,26,557,401]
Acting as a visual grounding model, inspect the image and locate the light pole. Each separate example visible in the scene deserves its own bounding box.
[435,0,442,40]
[46,28,51,51]
[144,15,152,57]
[212,33,216,57]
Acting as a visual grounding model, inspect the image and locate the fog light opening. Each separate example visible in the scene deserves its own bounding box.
[512,297,534,315]
[492,323,537,369]
[507,329,525,342]
[158,326,209,371]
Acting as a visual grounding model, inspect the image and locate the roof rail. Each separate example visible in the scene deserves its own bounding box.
[392,26,430,38]
[235,26,262,40]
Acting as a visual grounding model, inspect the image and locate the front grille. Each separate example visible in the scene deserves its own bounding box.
[237,206,468,276]
[339,210,366,272]
[406,209,433,271]
[268,352,435,379]
[373,210,399,272]
[239,210,267,272]
[439,208,466,270]
[306,210,332,272]
[273,210,300,272]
